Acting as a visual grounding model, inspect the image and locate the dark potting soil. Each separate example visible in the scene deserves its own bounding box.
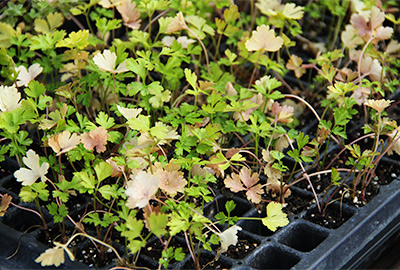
[182,252,232,270]
[36,224,122,268]
[375,158,400,185]
[293,171,334,194]
[222,237,260,260]
[142,236,188,265]
[304,204,354,229]
[282,189,315,216]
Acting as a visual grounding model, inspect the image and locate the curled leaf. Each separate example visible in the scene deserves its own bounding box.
[218,225,242,252]
[166,12,188,33]
[48,130,80,156]
[0,194,12,217]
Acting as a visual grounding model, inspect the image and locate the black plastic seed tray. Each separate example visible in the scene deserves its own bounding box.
[1,158,400,269]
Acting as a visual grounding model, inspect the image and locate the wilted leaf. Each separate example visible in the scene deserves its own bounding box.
[166,12,188,33]
[48,130,80,156]
[154,162,187,196]
[0,194,12,216]
[116,0,141,30]
[351,6,393,44]
[224,167,263,203]
[218,225,242,252]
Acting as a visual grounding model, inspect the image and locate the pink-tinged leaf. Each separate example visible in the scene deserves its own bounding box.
[154,162,187,196]
[116,0,141,30]
[246,183,263,204]
[125,171,160,209]
[81,126,109,153]
[239,167,259,189]
[370,6,385,30]
[224,173,245,193]
[351,14,369,37]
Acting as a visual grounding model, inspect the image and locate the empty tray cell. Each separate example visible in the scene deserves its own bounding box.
[0,175,22,195]
[247,245,301,269]
[375,157,400,185]
[203,195,252,220]
[277,222,329,252]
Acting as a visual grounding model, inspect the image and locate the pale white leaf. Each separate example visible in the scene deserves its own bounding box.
[14,149,49,186]
[219,225,242,252]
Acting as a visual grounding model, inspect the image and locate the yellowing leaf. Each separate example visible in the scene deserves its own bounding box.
[92,49,128,73]
[35,12,64,33]
[256,0,281,17]
[57,30,89,49]
[286,54,305,78]
[117,105,142,120]
[0,22,17,48]
[146,211,168,237]
[35,246,65,267]
[245,25,283,52]
[261,202,289,231]
[35,242,75,267]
